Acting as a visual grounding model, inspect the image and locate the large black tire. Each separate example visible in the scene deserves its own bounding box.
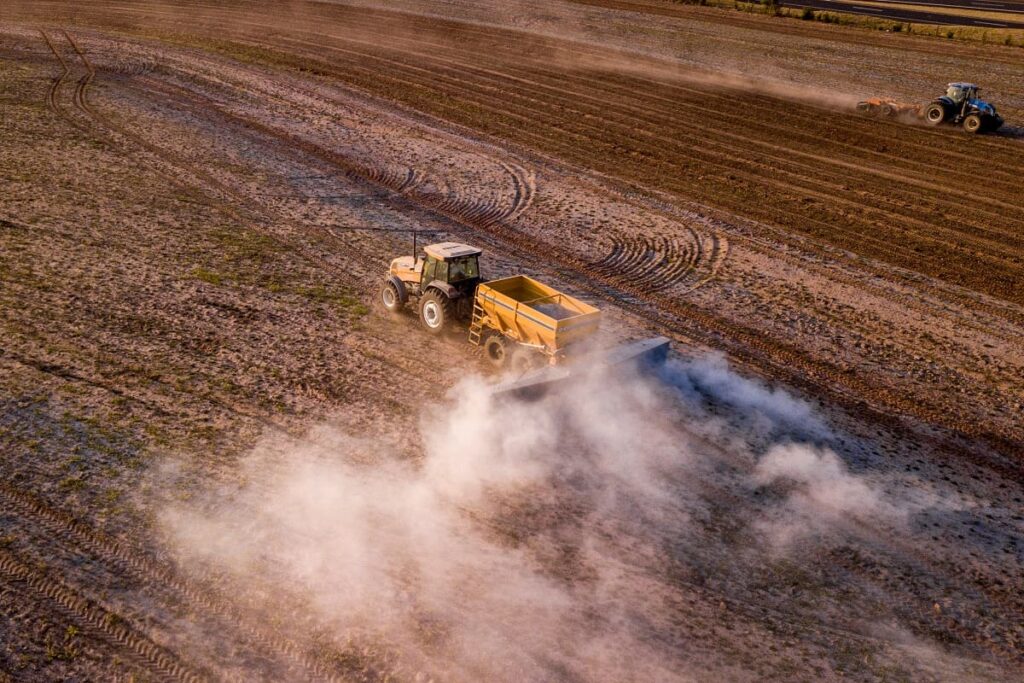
[483,334,509,367]
[962,114,983,134]
[380,280,403,313]
[880,103,896,118]
[924,103,946,126]
[419,290,452,333]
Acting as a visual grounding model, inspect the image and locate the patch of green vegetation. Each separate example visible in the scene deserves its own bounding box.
[59,476,86,492]
[191,267,227,286]
[210,227,284,264]
[101,489,123,508]
[293,284,369,315]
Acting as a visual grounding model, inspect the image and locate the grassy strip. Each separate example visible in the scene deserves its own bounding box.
[670,0,1024,46]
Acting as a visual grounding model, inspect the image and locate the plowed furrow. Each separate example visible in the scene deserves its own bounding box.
[0,548,205,683]
[0,485,349,682]
[213,30,1022,273]
[307,14,1024,185]
[297,37,1024,252]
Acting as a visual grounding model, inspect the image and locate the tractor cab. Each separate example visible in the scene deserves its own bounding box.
[420,242,481,292]
[388,243,481,289]
[945,82,978,105]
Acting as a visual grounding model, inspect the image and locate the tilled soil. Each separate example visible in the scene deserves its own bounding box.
[0,1,1022,681]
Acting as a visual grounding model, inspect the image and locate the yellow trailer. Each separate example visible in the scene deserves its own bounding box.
[470,275,601,368]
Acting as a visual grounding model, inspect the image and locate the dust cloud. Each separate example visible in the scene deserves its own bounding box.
[158,354,931,681]
[752,442,907,550]
[343,0,859,110]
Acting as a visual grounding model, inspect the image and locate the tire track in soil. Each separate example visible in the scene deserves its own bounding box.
[1,347,286,435]
[0,548,206,683]
[38,29,94,136]
[54,31,385,280]
[120,48,535,250]
[0,484,360,683]
[499,160,536,222]
[599,181,1024,348]
[591,230,727,293]
[60,26,540,249]
[131,70,535,250]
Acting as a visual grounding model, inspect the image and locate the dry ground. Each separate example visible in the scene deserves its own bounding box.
[0,1,1022,681]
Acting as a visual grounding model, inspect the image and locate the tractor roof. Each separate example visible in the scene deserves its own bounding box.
[949,82,979,89]
[424,242,482,260]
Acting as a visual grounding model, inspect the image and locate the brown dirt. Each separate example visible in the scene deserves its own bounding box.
[0,1,1022,681]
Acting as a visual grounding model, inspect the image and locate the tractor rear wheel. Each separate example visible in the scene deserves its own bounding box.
[419,290,452,333]
[963,114,983,134]
[880,103,896,118]
[483,334,509,367]
[924,103,946,126]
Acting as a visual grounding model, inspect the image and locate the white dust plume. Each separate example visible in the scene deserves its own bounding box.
[157,353,934,680]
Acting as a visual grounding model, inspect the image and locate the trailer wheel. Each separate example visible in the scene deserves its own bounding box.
[924,103,946,126]
[962,114,982,134]
[483,334,509,367]
[419,290,451,333]
[509,349,536,375]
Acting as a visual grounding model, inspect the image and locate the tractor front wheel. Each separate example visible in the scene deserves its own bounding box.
[381,281,404,313]
[924,103,946,126]
[962,114,983,134]
[419,290,452,333]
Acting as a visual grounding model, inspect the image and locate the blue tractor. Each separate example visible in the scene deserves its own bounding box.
[923,83,1003,134]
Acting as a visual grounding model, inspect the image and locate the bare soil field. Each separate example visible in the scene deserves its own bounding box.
[0,1,1022,681]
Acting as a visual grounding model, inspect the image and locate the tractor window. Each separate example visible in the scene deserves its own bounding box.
[448,256,479,282]
[422,256,437,283]
[434,260,448,282]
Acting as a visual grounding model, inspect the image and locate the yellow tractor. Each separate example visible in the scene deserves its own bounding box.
[382,241,601,370]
